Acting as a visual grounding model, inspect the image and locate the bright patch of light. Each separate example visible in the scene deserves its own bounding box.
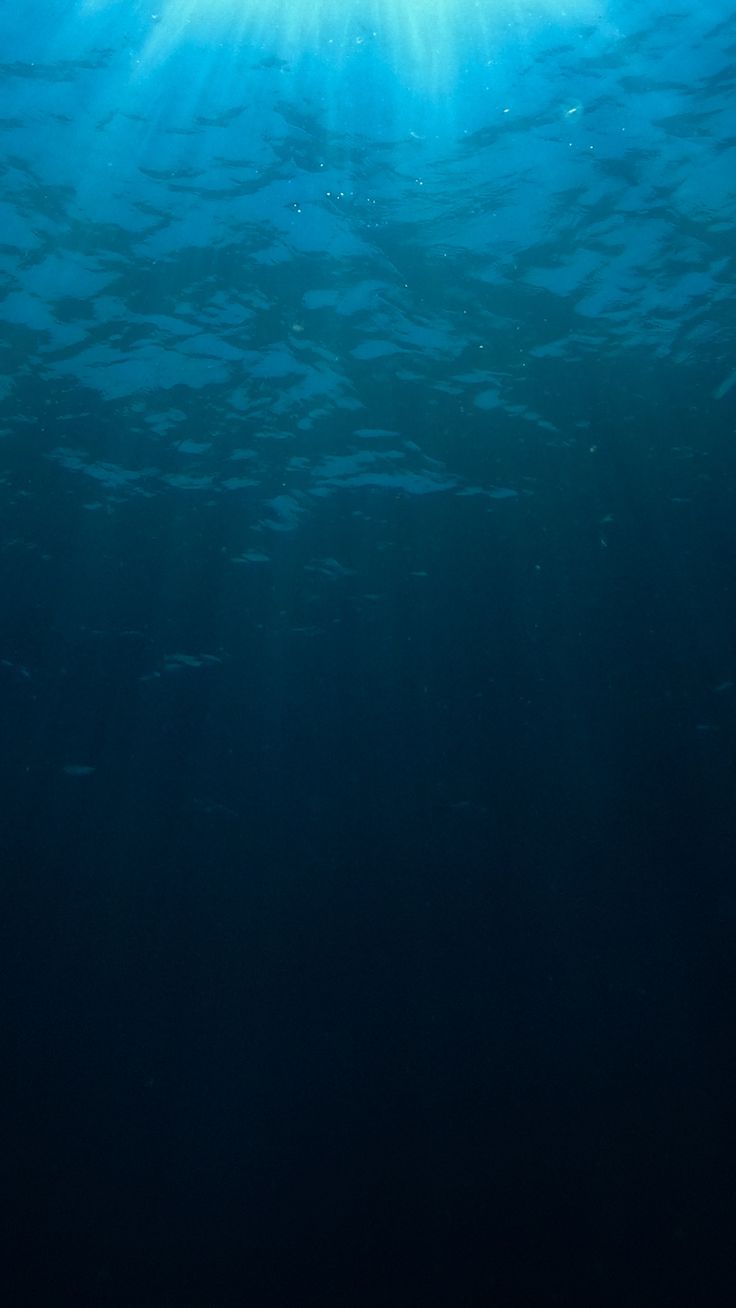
[85,0,604,89]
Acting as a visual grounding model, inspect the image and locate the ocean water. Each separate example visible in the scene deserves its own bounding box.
[2,2,735,1304]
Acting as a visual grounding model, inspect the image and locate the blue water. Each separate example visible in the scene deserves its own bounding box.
[2,2,735,1304]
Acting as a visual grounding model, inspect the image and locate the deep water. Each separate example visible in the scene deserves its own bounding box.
[2,2,735,1304]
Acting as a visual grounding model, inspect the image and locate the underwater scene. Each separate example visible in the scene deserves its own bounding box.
[2,1,735,1304]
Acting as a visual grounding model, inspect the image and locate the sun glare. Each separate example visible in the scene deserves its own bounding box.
[85,0,603,88]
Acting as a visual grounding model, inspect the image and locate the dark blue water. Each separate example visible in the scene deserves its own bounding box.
[2,2,735,1303]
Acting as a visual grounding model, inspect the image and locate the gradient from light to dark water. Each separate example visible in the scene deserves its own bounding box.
[2,2,735,1304]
